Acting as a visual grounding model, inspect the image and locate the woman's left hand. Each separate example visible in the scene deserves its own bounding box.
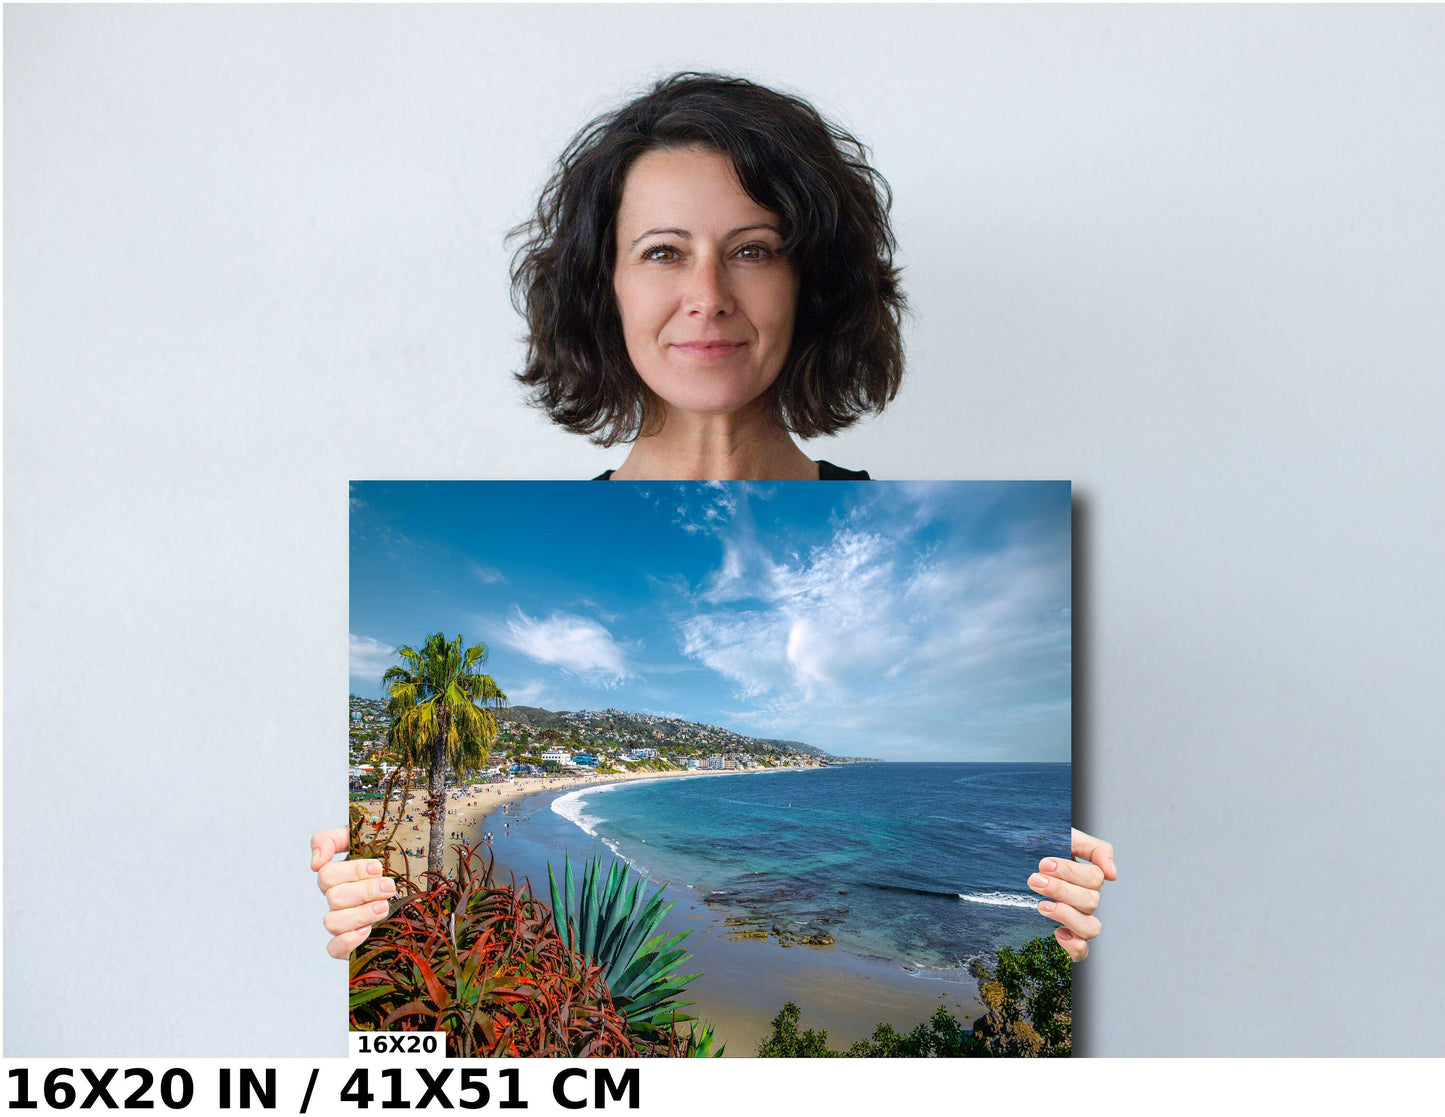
[1029,828,1116,961]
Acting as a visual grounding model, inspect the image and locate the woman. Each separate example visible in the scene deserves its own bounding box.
[315,72,1115,962]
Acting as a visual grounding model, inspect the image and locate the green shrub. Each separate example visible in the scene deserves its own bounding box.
[756,1002,838,1057]
[993,936,1072,1055]
[845,1005,992,1057]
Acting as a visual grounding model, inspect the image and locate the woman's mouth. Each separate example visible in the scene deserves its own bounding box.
[670,340,746,358]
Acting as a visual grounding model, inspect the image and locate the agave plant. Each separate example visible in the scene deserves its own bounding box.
[680,1019,725,1057]
[547,855,702,1036]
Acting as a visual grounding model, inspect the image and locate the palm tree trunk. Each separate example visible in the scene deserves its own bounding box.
[426,730,447,878]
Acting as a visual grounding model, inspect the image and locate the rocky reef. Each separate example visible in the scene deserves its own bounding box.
[721,914,836,948]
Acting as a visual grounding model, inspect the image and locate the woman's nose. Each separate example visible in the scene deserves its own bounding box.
[683,257,733,316]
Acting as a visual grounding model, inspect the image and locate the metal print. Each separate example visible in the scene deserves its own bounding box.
[348,480,1071,1057]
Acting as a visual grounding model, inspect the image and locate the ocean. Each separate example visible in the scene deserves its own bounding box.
[547,761,1070,976]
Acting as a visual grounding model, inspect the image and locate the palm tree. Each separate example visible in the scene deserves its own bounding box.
[382,632,507,878]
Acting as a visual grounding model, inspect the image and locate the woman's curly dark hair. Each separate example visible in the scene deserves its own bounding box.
[509,72,907,447]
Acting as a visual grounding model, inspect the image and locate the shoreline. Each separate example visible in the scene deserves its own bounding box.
[353,764,987,1056]
[353,763,798,884]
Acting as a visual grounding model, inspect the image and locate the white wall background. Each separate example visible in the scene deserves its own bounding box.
[6,4,1444,1056]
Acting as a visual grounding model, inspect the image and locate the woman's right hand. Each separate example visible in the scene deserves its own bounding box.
[311,827,396,959]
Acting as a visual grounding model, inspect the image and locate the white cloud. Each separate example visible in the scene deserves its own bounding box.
[674,499,1071,760]
[679,612,789,698]
[680,528,913,703]
[468,560,504,584]
[673,482,741,536]
[502,679,551,707]
[785,619,832,696]
[574,596,622,624]
[501,607,631,685]
[349,633,397,680]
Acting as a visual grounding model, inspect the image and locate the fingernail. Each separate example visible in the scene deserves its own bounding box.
[1041,859,1058,872]
[1107,858,1117,875]
[1057,928,1074,940]
[366,862,382,876]
[378,878,396,895]
[1039,900,1056,913]
[1030,874,1050,890]
[371,901,389,915]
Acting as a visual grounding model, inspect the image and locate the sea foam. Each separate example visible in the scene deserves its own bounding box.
[550,782,619,838]
[550,784,651,874]
[957,890,1039,909]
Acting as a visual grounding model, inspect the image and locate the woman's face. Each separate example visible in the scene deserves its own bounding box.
[612,146,798,422]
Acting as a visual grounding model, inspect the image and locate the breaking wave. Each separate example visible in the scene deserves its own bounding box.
[550,783,619,839]
[956,890,1038,909]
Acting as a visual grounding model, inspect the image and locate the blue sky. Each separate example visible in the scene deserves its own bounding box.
[350,481,1071,761]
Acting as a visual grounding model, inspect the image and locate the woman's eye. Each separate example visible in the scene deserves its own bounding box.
[642,245,679,262]
[734,243,773,260]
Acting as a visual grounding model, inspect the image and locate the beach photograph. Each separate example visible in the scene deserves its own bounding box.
[348,480,1072,1056]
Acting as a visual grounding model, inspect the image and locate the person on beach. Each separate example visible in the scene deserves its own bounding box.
[315,71,1116,960]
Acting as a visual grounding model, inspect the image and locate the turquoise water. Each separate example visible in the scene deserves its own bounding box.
[549,762,1069,973]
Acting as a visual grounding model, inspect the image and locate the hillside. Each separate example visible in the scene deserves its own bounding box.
[351,697,853,762]
[495,706,834,759]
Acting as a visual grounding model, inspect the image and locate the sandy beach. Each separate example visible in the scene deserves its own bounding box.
[675,917,986,1054]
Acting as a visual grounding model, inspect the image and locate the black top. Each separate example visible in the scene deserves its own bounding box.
[592,460,870,481]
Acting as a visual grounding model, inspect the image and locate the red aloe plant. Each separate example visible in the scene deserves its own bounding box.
[349,842,640,1057]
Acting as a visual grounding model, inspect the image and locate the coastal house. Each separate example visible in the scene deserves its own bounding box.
[540,747,573,766]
